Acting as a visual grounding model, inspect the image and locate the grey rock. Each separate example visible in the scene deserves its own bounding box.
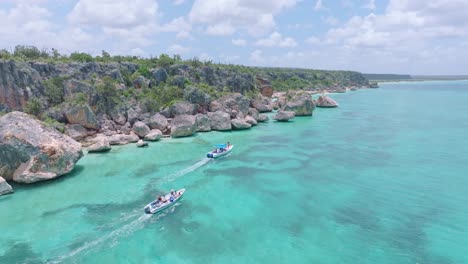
[146,113,168,131]
[208,111,232,131]
[127,106,141,125]
[133,76,148,89]
[171,75,187,88]
[245,115,258,126]
[0,111,83,183]
[63,79,93,98]
[251,95,273,112]
[87,137,111,152]
[170,101,197,117]
[66,124,88,141]
[195,114,211,132]
[133,121,150,138]
[152,68,168,85]
[64,104,100,129]
[282,91,315,116]
[109,107,127,125]
[209,93,250,118]
[274,110,295,121]
[110,69,124,83]
[248,107,259,121]
[184,87,211,106]
[231,119,252,130]
[136,139,148,147]
[258,114,269,122]
[316,95,338,108]
[144,129,162,141]
[171,114,197,138]
[108,132,139,145]
[0,177,13,196]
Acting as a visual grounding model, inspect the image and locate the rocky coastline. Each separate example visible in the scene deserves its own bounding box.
[0,58,378,196]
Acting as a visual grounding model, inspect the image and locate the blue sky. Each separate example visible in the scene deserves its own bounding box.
[1,0,467,75]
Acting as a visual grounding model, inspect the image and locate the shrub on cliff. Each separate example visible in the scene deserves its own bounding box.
[24,98,42,117]
[94,77,120,114]
[70,52,93,63]
[44,77,66,106]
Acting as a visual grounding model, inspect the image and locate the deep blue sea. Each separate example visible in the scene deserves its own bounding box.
[1,80,468,263]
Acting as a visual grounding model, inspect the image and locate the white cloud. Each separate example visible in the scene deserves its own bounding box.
[232,38,247,46]
[249,49,265,64]
[68,0,158,28]
[255,31,297,47]
[314,0,325,11]
[189,0,300,36]
[173,0,185,5]
[168,44,190,55]
[322,16,339,25]
[161,17,191,33]
[305,36,321,44]
[176,31,193,39]
[363,0,375,10]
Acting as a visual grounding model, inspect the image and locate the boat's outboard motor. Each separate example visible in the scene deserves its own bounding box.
[144,206,150,214]
[207,153,213,158]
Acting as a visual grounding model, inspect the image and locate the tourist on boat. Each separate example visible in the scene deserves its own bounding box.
[227,142,231,148]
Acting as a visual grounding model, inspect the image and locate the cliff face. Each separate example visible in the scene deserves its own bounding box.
[0,59,371,112]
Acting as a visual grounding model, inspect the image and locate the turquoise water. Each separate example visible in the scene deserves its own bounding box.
[1,81,468,263]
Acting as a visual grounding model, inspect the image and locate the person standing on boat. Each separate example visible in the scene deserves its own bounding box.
[227,142,231,148]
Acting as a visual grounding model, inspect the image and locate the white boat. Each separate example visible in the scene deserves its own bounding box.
[206,144,233,158]
[144,188,186,214]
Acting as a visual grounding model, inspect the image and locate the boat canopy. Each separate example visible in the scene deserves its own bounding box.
[215,144,227,148]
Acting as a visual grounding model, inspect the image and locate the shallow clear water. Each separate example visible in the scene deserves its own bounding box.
[1,81,468,263]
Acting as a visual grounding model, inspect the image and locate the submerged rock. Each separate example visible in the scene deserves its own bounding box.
[171,115,197,138]
[316,95,338,108]
[0,177,13,196]
[0,112,83,183]
[274,110,295,122]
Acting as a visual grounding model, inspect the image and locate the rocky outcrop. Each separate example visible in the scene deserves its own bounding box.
[208,111,231,131]
[248,108,259,121]
[133,76,148,89]
[109,107,127,125]
[258,114,269,122]
[0,177,13,196]
[210,93,250,118]
[231,119,252,130]
[256,77,273,98]
[0,112,83,183]
[282,91,314,116]
[133,121,150,138]
[136,139,148,147]
[108,133,139,145]
[195,113,211,132]
[146,113,168,131]
[87,136,111,153]
[274,110,295,122]
[251,95,273,112]
[316,95,338,108]
[152,68,168,85]
[183,87,211,112]
[66,124,88,141]
[245,115,258,126]
[171,114,197,137]
[144,129,162,141]
[64,104,100,129]
[170,101,197,117]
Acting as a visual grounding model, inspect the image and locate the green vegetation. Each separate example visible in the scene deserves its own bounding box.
[43,77,66,106]
[24,98,42,117]
[94,77,120,114]
[42,116,65,133]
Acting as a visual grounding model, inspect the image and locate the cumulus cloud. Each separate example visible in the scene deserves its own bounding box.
[255,32,297,47]
[161,17,191,33]
[363,0,375,10]
[314,0,325,11]
[173,0,185,5]
[189,0,299,36]
[232,38,247,46]
[168,44,190,55]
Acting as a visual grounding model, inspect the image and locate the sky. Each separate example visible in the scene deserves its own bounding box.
[1,0,467,75]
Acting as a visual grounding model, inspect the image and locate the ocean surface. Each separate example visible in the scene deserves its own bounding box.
[1,80,468,264]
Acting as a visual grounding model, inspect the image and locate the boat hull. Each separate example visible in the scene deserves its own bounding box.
[144,188,185,214]
[206,145,233,159]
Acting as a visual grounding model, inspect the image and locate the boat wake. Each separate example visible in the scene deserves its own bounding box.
[47,208,178,263]
[158,157,211,184]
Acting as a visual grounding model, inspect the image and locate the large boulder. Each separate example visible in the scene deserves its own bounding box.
[0,177,13,196]
[152,68,168,85]
[127,105,142,125]
[183,87,211,112]
[256,77,273,98]
[109,107,127,125]
[274,110,295,122]
[133,121,150,138]
[248,108,259,121]
[195,114,211,132]
[133,76,148,89]
[316,95,338,108]
[258,114,269,122]
[251,95,273,112]
[66,124,88,141]
[231,119,252,130]
[64,104,100,129]
[87,137,111,153]
[144,129,162,141]
[170,101,197,117]
[108,132,139,145]
[0,112,83,183]
[171,114,197,138]
[146,113,168,131]
[209,93,250,118]
[208,111,232,131]
[245,115,258,126]
[282,91,315,116]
